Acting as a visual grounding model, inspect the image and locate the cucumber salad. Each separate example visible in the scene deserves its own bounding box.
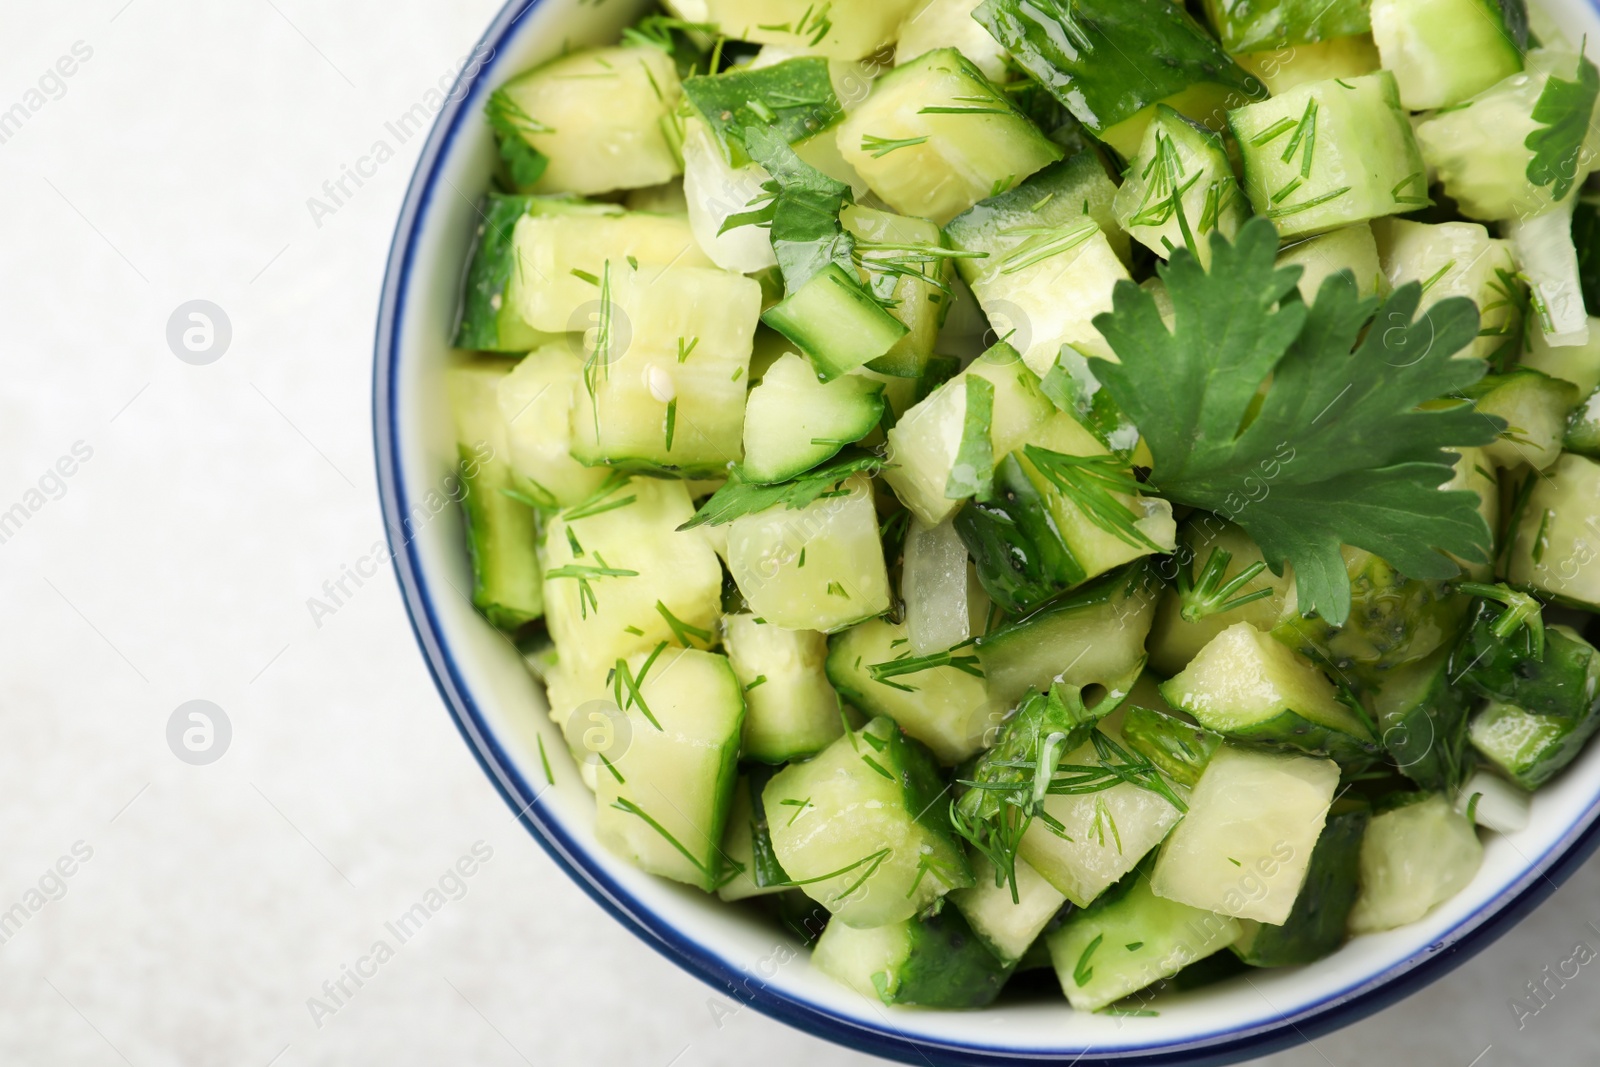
[445,0,1600,1016]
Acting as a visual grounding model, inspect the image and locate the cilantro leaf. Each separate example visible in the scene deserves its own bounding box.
[484,89,551,190]
[678,449,889,529]
[739,125,857,290]
[1088,219,1502,625]
[1526,53,1600,204]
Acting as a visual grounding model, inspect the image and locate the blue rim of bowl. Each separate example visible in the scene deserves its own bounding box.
[373,3,1600,1062]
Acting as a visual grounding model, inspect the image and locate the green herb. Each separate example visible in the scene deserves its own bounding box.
[1074,933,1103,986]
[735,126,857,291]
[745,674,769,692]
[611,797,717,882]
[680,56,841,159]
[537,734,555,786]
[1126,941,1144,951]
[1088,219,1500,624]
[1526,53,1600,204]
[867,646,985,692]
[826,581,850,598]
[545,553,639,618]
[780,797,813,826]
[1023,447,1160,551]
[1265,185,1350,219]
[1458,582,1546,659]
[680,448,888,529]
[1176,546,1273,623]
[484,89,551,188]
[947,376,996,500]
[998,220,1098,275]
[564,471,638,522]
[657,601,712,647]
[677,336,698,363]
[664,397,678,452]
[861,133,929,157]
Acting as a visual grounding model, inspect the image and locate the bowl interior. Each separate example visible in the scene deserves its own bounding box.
[377,1,1600,1060]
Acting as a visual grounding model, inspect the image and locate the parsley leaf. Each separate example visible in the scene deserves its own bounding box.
[1526,52,1600,205]
[484,89,551,190]
[736,126,857,290]
[1088,219,1502,625]
[678,449,889,529]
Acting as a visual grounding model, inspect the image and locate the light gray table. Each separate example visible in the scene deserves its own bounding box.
[0,3,1590,1063]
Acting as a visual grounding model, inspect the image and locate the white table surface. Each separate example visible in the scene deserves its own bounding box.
[1,2,1595,1064]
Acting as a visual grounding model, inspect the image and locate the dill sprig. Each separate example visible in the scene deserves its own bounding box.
[866,643,985,692]
[1022,446,1160,551]
[1176,546,1273,623]
[860,133,929,158]
[544,552,638,618]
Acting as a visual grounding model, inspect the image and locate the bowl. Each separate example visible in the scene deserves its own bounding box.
[373,2,1600,1061]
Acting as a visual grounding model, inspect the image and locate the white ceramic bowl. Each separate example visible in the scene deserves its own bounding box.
[374,3,1600,1061]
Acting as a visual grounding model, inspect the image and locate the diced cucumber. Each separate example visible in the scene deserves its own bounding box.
[1347,794,1483,935]
[843,205,951,378]
[1147,520,1297,677]
[1369,647,1472,794]
[726,473,893,633]
[1161,622,1379,762]
[1112,106,1248,267]
[542,477,723,684]
[896,0,1009,82]
[1120,705,1222,790]
[1455,596,1600,716]
[718,771,791,901]
[1568,388,1600,456]
[454,194,568,352]
[977,565,1160,717]
[1231,807,1368,967]
[1277,222,1384,302]
[1508,196,1592,349]
[1470,689,1600,790]
[508,210,713,334]
[1234,72,1425,239]
[1372,219,1518,364]
[1271,546,1470,682]
[949,854,1068,965]
[762,264,910,381]
[1202,0,1370,53]
[763,717,973,926]
[1526,321,1600,397]
[594,647,744,891]
[1455,769,1532,834]
[902,515,979,656]
[835,49,1062,225]
[680,56,843,166]
[722,613,844,763]
[490,46,683,196]
[1464,369,1580,471]
[449,361,543,629]
[1413,50,1600,223]
[826,616,990,764]
[1046,867,1242,1013]
[1234,37,1381,96]
[1151,745,1340,924]
[682,117,782,274]
[957,414,1175,615]
[739,353,885,484]
[945,168,1132,373]
[883,344,1056,525]
[497,347,610,509]
[1370,0,1523,110]
[1018,726,1188,907]
[568,263,761,476]
[813,905,1013,1008]
[702,0,923,60]
[1507,453,1600,610]
[978,0,1264,159]
[1443,446,1501,579]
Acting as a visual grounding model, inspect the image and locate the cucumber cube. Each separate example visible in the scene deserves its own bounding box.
[1369,647,1472,794]
[1507,195,1591,348]
[761,264,908,381]
[826,616,990,765]
[1150,745,1339,925]
[895,0,1009,83]
[836,49,1062,225]
[1202,0,1371,53]
[509,210,713,334]
[1229,72,1426,238]
[1370,0,1523,109]
[1568,388,1600,456]
[497,347,610,509]
[1119,705,1222,790]
[1230,807,1367,967]
[726,473,892,633]
[703,0,923,60]
[949,855,1068,965]
[542,478,724,684]
[1047,870,1241,1013]
[738,353,885,485]
[1466,369,1580,472]
[1347,794,1482,934]
[1527,321,1600,397]
[764,717,973,927]
[1373,219,1518,363]
[1471,694,1600,790]
[883,347,1055,526]
[595,647,745,891]
[449,362,544,629]
[1234,36,1381,96]
[454,193,567,352]
[1277,223,1384,302]
[722,613,844,764]
[717,772,790,902]
[1146,522,1296,677]
[568,264,762,476]
[842,205,950,378]
[1113,106,1248,267]
[1161,622,1378,761]
[813,906,1013,1008]
[492,46,684,196]
[1508,453,1600,610]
